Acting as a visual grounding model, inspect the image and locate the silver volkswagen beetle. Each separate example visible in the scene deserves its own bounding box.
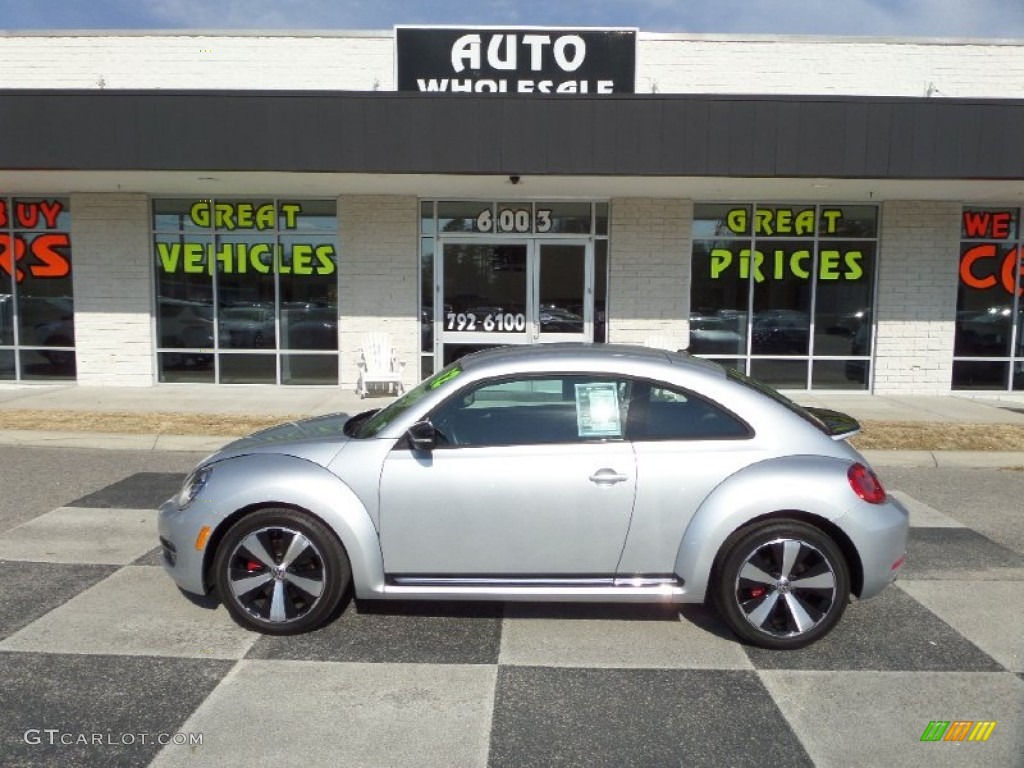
[158,344,908,650]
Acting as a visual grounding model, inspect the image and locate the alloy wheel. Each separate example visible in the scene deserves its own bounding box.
[733,537,838,638]
[226,526,327,624]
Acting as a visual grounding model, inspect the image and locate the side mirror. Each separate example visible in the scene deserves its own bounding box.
[406,420,437,452]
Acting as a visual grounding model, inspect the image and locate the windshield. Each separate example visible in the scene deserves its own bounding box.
[353,362,465,438]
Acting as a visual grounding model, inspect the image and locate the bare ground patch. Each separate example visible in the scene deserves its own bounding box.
[0,410,303,437]
[850,421,1024,451]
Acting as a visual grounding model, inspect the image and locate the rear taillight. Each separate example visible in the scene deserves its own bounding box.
[848,463,887,504]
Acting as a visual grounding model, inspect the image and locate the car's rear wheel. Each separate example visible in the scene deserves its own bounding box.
[214,508,350,635]
[713,519,849,650]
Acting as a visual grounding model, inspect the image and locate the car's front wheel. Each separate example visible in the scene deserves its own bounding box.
[214,508,350,635]
[713,519,850,650]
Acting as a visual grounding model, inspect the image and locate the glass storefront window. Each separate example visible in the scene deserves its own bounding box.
[438,201,489,233]
[690,203,878,390]
[594,203,609,237]
[953,207,1023,390]
[421,237,434,355]
[153,198,340,384]
[594,240,608,343]
[0,196,75,380]
[280,234,339,352]
[540,202,593,234]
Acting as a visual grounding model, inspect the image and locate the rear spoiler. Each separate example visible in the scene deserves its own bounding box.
[805,407,861,441]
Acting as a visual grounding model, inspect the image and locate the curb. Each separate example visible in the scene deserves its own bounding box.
[861,449,1024,469]
[1,429,1022,468]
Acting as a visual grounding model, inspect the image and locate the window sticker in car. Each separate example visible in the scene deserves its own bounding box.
[428,366,463,389]
[575,382,622,438]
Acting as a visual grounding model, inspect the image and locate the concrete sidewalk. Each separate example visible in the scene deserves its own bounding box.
[1,383,1023,467]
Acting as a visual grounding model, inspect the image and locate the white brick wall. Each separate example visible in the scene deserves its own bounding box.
[873,201,960,394]
[638,37,1024,98]
[607,198,691,349]
[69,193,155,386]
[337,195,419,392]
[2,32,1022,98]
[0,33,393,91]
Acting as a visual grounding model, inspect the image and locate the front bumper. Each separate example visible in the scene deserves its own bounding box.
[835,494,910,599]
[157,497,211,595]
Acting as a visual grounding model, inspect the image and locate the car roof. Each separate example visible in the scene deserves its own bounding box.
[457,343,728,378]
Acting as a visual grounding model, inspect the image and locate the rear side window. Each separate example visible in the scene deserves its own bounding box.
[627,381,751,441]
[725,367,827,434]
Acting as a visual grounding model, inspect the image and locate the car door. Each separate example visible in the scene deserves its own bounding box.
[617,379,768,575]
[379,374,637,576]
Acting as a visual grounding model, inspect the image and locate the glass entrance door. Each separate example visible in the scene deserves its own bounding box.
[437,239,592,366]
[536,242,589,343]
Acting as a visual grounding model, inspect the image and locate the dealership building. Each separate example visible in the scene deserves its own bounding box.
[1,28,1023,393]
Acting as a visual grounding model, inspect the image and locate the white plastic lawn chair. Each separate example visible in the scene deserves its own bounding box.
[356,333,406,398]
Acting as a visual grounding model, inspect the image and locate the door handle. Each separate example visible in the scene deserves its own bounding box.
[589,468,629,485]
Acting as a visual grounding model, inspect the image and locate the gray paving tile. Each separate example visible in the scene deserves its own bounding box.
[903,527,1024,580]
[500,602,752,669]
[890,490,965,527]
[881,468,1024,555]
[247,599,503,664]
[488,667,812,768]
[899,580,1024,672]
[151,660,496,768]
[0,566,259,660]
[744,587,1005,671]
[0,560,118,641]
[0,507,157,564]
[132,545,165,566]
[760,670,1024,768]
[0,651,233,768]
[66,472,185,510]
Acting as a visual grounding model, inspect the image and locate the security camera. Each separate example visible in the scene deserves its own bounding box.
[509,175,521,185]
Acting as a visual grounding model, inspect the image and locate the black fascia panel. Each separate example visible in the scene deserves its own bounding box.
[748,100,780,177]
[840,101,871,177]
[2,89,1024,179]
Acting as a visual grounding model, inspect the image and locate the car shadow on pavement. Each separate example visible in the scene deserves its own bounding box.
[177,586,220,611]
[677,603,740,642]
[350,598,504,619]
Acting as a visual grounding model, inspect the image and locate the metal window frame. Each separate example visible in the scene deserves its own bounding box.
[0,195,76,383]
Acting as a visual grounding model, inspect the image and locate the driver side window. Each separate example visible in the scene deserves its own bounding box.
[431,375,631,448]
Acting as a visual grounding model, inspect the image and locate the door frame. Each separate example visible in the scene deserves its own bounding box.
[434,235,594,362]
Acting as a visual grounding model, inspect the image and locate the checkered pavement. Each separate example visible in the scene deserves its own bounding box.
[0,473,1021,767]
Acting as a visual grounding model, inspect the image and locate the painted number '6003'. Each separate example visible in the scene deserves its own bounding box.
[476,208,552,234]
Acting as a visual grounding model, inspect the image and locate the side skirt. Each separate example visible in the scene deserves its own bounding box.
[370,575,690,603]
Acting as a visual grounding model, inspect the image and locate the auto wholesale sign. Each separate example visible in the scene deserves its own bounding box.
[396,26,636,94]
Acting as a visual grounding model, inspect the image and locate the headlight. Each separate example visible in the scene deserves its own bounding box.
[178,466,212,509]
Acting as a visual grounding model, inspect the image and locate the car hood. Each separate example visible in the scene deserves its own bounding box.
[205,413,352,467]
